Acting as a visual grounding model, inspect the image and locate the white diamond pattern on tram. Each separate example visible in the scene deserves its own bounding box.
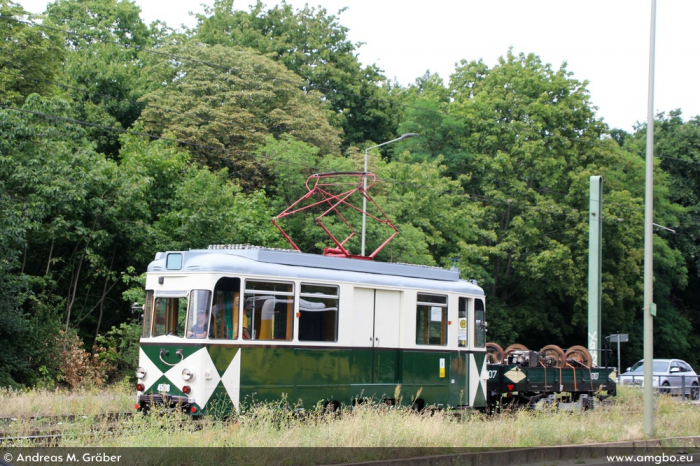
[139,347,164,392]
[220,348,241,411]
[163,347,221,408]
[469,355,479,406]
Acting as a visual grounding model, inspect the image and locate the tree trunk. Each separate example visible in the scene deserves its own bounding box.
[45,239,54,276]
[66,218,98,332]
[492,256,501,297]
[64,250,85,333]
[21,244,27,274]
[93,243,117,349]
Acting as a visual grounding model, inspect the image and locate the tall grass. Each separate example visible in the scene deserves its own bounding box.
[0,379,134,418]
[3,387,699,453]
[58,388,700,448]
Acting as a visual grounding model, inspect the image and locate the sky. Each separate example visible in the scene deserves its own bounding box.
[16,0,700,132]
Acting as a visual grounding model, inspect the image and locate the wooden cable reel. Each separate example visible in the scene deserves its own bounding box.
[565,345,593,368]
[503,343,528,359]
[486,342,504,364]
[539,344,566,368]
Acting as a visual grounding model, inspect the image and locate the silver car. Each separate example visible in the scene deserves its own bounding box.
[619,359,699,399]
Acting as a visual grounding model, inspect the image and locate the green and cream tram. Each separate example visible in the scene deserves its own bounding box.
[135,245,488,415]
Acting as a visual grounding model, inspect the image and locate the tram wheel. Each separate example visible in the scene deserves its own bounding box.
[486,342,504,364]
[565,345,593,368]
[539,345,566,368]
[411,398,425,412]
[324,400,341,413]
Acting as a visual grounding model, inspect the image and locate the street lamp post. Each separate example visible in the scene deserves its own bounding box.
[361,133,418,256]
[643,0,657,437]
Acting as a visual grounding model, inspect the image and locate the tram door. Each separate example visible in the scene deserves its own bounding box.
[353,288,401,384]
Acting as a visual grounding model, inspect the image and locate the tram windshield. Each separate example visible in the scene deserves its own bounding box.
[152,294,188,337]
[142,290,154,338]
[186,290,212,339]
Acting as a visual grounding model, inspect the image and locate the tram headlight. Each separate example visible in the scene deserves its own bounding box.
[136,367,146,379]
[182,368,194,381]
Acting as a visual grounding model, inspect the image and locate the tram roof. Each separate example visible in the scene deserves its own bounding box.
[148,245,483,295]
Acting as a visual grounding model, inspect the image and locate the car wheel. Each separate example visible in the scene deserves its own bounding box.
[660,381,671,395]
[691,383,699,401]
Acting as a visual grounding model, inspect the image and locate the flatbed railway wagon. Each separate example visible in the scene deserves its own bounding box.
[135,245,489,416]
[485,345,617,410]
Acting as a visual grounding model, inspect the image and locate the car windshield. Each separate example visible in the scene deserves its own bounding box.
[630,360,670,373]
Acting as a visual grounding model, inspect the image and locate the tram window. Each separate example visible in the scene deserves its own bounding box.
[166,253,182,270]
[458,297,468,347]
[244,281,293,341]
[416,294,447,346]
[474,298,486,348]
[142,290,154,338]
[245,281,292,293]
[152,296,187,337]
[186,290,212,339]
[211,277,240,340]
[299,284,339,342]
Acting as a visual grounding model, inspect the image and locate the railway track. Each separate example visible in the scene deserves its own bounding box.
[0,412,133,445]
[0,411,219,444]
[0,412,132,424]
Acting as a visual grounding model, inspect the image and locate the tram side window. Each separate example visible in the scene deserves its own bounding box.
[211,277,241,340]
[299,284,339,342]
[416,294,447,346]
[244,281,294,341]
[458,297,468,347]
[152,296,187,337]
[474,298,486,348]
[142,290,154,338]
[186,290,212,339]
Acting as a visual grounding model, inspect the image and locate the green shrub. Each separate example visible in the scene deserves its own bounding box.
[95,321,141,382]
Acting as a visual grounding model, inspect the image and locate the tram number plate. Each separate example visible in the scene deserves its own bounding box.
[591,373,599,380]
[157,383,171,392]
[488,370,498,379]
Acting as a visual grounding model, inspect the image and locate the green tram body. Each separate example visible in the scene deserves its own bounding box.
[136,246,489,416]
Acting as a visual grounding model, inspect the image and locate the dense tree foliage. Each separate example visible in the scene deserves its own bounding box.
[0,0,64,105]
[138,42,341,189]
[195,0,402,149]
[1,0,699,387]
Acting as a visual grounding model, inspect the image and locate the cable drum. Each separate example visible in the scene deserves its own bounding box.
[539,345,566,368]
[565,345,593,368]
[486,342,504,364]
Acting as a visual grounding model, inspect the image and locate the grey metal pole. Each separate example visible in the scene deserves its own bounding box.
[362,148,369,257]
[588,176,603,367]
[618,338,621,377]
[360,133,418,256]
[643,0,657,438]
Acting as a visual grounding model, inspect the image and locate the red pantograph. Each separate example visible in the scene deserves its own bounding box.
[272,172,398,260]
